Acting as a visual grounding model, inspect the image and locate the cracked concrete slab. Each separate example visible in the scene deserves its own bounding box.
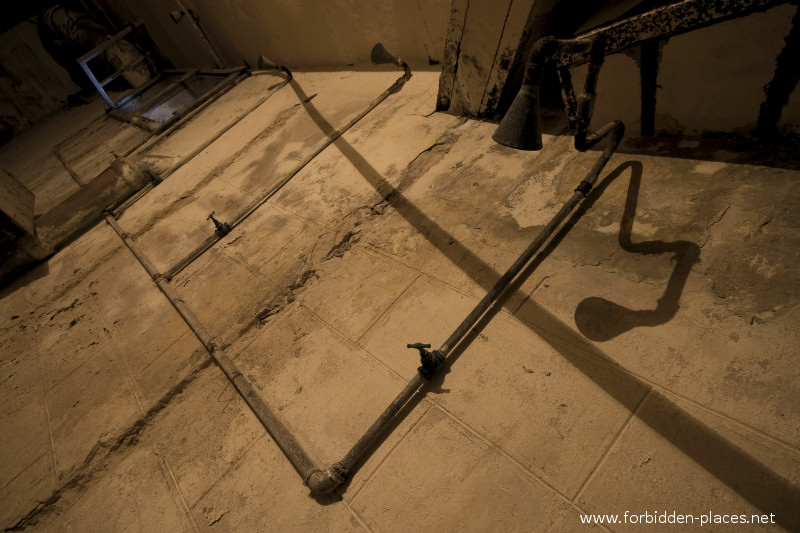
[233,304,427,468]
[145,366,267,510]
[576,391,800,532]
[350,406,579,533]
[2,65,799,532]
[191,434,366,532]
[59,446,197,532]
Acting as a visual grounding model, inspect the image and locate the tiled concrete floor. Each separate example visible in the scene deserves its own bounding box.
[1,65,799,532]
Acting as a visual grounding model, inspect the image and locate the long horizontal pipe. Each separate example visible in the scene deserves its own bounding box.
[110,68,291,217]
[557,0,786,67]
[164,62,412,280]
[126,68,292,178]
[104,215,327,487]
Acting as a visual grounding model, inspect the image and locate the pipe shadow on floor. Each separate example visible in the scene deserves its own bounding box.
[574,161,701,341]
[288,79,800,528]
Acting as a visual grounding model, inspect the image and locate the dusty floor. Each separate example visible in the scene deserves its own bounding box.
[1,65,799,532]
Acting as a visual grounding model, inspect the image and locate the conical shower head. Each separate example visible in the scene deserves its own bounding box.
[493,65,544,150]
[371,43,400,66]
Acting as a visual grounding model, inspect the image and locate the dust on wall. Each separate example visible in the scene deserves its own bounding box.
[0,21,79,142]
[102,0,451,69]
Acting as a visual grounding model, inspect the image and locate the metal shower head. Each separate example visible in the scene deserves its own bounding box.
[492,64,544,151]
[257,55,280,70]
[371,43,400,66]
[169,10,186,23]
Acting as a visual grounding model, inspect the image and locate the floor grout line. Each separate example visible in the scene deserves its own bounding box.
[345,399,434,505]
[572,387,653,504]
[25,285,61,485]
[355,271,423,344]
[430,402,574,503]
[299,303,412,386]
[340,498,374,533]
[526,322,800,456]
[187,432,268,512]
[160,455,200,533]
[80,278,146,415]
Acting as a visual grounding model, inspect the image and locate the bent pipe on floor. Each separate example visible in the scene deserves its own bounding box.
[104,215,330,491]
[111,64,294,217]
[163,46,412,280]
[102,46,415,496]
[106,116,622,494]
[313,120,626,491]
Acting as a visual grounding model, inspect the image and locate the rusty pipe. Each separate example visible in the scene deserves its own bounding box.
[163,45,411,280]
[312,119,625,491]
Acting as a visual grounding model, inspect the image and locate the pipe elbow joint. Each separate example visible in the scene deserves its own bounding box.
[306,463,347,494]
[574,120,625,152]
[528,36,560,65]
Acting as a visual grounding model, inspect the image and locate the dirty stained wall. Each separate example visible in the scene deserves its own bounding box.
[102,0,451,69]
[439,0,800,136]
[0,22,79,139]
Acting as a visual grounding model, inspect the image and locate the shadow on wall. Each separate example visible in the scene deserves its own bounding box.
[574,160,701,341]
[288,71,800,529]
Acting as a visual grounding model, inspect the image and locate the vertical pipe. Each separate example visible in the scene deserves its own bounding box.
[640,39,659,137]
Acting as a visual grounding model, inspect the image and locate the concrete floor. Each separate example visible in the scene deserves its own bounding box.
[1,65,799,532]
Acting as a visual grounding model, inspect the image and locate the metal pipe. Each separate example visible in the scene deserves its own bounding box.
[109,65,292,218]
[559,0,787,67]
[328,119,625,488]
[164,53,412,280]
[497,0,793,150]
[104,43,621,494]
[104,214,327,487]
[136,67,292,181]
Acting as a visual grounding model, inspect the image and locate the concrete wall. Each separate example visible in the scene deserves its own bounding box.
[0,21,80,140]
[103,0,451,69]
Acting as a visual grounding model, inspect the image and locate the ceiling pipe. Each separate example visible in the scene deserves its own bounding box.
[495,0,788,152]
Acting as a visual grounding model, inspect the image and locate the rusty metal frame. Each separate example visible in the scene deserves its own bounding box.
[531,0,795,135]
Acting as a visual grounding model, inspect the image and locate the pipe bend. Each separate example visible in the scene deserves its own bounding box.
[526,36,560,66]
[305,463,347,494]
[574,119,625,152]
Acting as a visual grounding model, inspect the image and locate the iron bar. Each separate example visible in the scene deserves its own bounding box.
[557,0,787,67]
